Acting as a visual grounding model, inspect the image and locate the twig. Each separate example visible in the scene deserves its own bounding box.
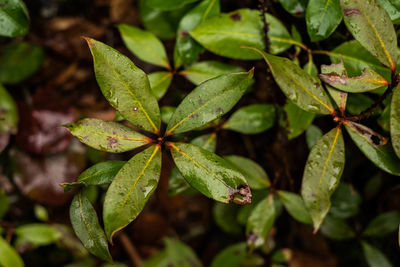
[258,0,270,53]
[118,232,143,266]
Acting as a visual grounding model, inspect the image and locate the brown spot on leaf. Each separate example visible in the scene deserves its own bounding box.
[228,184,252,205]
[179,31,188,38]
[230,13,241,21]
[107,137,118,149]
[344,8,361,16]
[216,107,223,113]
[319,73,347,86]
[346,121,388,147]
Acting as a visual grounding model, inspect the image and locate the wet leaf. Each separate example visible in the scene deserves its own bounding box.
[340,0,397,71]
[147,0,199,11]
[280,0,308,17]
[0,43,44,84]
[361,241,393,267]
[0,0,29,37]
[330,183,361,219]
[377,0,400,24]
[378,103,390,131]
[85,38,161,134]
[210,243,248,267]
[0,84,18,134]
[346,94,375,115]
[223,104,275,134]
[70,192,112,261]
[282,101,315,140]
[0,236,24,267]
[164,238,203,267]
[246,194,276,247]
[176,0,220,65]
[166,71,253,135]
[306,0,343,41]
[224,155,270,189]
[103,145,161,241]
[180,61,244,85]
[306,124,323,149]
[390,84,400,158]
[301,127,345,231]
[278,190,312,224]
[363,211,400,237]
[345,123,400,175]
[0,190,9,219]
[160,106,176,124]
[65,118,150,153]
[148,71,173,100]
[190,9,292,59]
[61,160,126,191]
[250,47,334,114]
[169,142,251,204]
[320,215,355,240]
[213,202,242,234]
[303,61,318,77]
[15,223,61,247]
[118,24,170,69]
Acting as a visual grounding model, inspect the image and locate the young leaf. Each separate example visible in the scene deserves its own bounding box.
[64,118,150,153]
[147,0,199,11]
[222,104,275,134]
[278,190,312,224]
[390,84,400,158]
[0,0,29,37]
[61,161,126,191]
[361,241,393,267]
[118,24,170,69]
[164,238,203,267]
[148,71,173,100]
[319,68,389,93]
[345,123,400,175]
[306,0,343,41]
[169,142,251,204]
[363,211,400,237]
[246,194,276,247]
[70,192,112,262]
[166,71,253,135]
[180,61,245,85]
[224,155,270,189]
[249,47,334,114]
[85,38,161,134]
[280,0,308,17]
[0,236,24,267]
[210,243,248,267]
[281,101,315,140]
[0,43,44,84]
[0,84,18,134]
[301,127,345,231]
[306,124,323,149]
[320,215,355,240]
[340,0,398,71]
[15,224,61,247]
[103,145,161,241]
[176,0,220,65]
[190,9,292,59]
[377,0,400,24]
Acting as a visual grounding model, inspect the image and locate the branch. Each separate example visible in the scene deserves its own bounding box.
[258,0,270,53]
[118,232,143,266]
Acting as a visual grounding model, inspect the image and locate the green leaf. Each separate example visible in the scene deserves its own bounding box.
[118,24,170,69]
[320,215,355,240]
[301,127,345,231]
[278,190,312,224]
[0,43,44,84]
[180,61,245,85]
[390,84,400,158]
[363,211,400,237]
[169,142,251,204]
[320,61,348,113]
[345,123,400,175]
[61,161,126,191]
[190,9,293,59]
[340,0,398,71]
[85,38,161,133]
[70,192,112,262]
[166,239,203,267]
[306,0,343,41]
[0,84,18,134]
[271,249,292,264]
[0,236,24,267]
[160,106,177,124]
[147,0,199,11]
[378,103,390,131]
[361,241,393,267]
[250,48,334,114]
[148,71,173,100]
[222,104,275,134]
[210,243,248,267]
[377,0,400,24]
[0,0,29,37]
[346,94,375,115]
[34,204,49,222]
[330,183,361,219]
[319,68,389,93]
[191,133,217,152]
[166,71,253,135]
[0,190,9,219]
[280,0,308,17]
[103,145,161,241]
[213,202,241,234]
[176,0,220,65]
[303,61,318,77]
[246,194,276,247]
[281,101,315,140]
[306,124,323,149]
[64,118,150,153]
[224,155,270,189]
[141,250,169,267]
[15,223,61,247]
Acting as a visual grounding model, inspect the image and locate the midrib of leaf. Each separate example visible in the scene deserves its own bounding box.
[151,73,172,88]
[201,0,218,21]
[312,0,333,31]
[78,168,120,183]
[94,48,159,133]
[78,127,148,142]
[201,133,216,150]
[0,7,25,30]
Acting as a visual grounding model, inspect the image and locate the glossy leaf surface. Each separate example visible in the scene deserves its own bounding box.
[169,142,251,204]
[280,0,308,17]
[85,38,161,133]
[282,101,315,139]
[148,71,173,100]
[103,145,161,241]
[118,24,170,68]
[64,118,149,153]
[340,0,398,71]
[306,124,323,149]
[278,190,312,224]
[70,192,111,261]
[390,84,400,158]
[0,84,18,134]
[377,0,400,24]
[0,0,29,37]
[301,127,345,231]
[0,236,24,267]
[166,71,253,135]
[363,211,400,237]
[320,215,355,240]
[320,61,348,112]
[306,0,342,41]
[147,0,199,11]
[362,241,393,267]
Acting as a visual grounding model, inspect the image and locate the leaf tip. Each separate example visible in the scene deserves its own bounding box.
[248,67,255,78]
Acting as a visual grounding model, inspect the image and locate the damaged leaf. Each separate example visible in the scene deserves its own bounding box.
[321,61,348,113]
[390,84,400,158]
